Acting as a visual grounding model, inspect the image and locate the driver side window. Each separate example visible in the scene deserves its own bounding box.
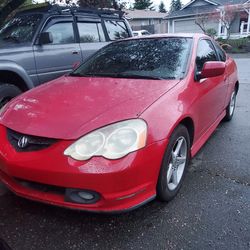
[196,39,218,72]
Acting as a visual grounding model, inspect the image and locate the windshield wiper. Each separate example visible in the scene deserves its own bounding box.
[116,73,164,80]
[68,72,83,77]
[70,72,164,80]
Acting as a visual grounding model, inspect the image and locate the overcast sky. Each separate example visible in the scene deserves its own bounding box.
[131,0,190,11]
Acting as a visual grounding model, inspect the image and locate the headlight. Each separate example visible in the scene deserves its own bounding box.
[64,119,147,160]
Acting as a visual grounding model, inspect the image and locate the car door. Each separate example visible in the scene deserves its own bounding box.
[33,17,81,84]
[194,39,228,137]
[76,17,108,62]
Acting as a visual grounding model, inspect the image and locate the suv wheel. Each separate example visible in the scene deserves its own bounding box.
[0,83,22,108]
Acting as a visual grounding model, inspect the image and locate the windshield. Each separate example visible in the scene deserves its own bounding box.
[71,37,192,80]
[0,14,42,44]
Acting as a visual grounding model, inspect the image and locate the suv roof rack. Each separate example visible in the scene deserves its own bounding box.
[18,3,124,18]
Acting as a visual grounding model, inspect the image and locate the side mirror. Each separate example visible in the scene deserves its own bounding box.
[38,32,53,45]
[197,61,225,80]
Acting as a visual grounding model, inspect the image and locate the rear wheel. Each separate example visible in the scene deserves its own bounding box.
[0,83,22,108]
[157,125,190,201]
[224,89,237,121]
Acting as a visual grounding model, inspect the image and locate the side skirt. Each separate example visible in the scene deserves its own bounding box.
[191,110,226,157]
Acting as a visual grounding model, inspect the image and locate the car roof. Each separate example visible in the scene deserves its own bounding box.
[122,33,207,41]
[17,3,125,19]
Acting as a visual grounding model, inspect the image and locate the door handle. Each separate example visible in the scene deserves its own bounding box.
[72,50,79,55]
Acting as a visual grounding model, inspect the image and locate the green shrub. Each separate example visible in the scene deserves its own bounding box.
[216,38,248,51]
[206,28,217,38]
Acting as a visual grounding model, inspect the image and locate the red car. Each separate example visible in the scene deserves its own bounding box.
[0,34,238,212]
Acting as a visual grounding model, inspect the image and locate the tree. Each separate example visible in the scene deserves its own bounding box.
[159,1,166,13]
[195,14,209,33]
[215,5,238,40]
[170,0,182,12]
[133,0,154,10]
[0,0,27,25]
[195,4,244,40]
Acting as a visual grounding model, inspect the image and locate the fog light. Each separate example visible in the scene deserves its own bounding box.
[65,188,100,204]
[78,191,94,200]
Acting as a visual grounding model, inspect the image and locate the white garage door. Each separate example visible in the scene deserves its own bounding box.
[174,19,203,33]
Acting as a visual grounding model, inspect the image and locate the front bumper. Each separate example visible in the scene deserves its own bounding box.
[0,125,168,212]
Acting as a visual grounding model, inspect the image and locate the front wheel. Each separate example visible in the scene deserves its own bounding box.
[157,125,190,202]
[0,83,22,108]
[224,89,237,121]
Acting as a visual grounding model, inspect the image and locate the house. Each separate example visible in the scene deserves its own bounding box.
[125,9,168,34]
[167,0,250,38]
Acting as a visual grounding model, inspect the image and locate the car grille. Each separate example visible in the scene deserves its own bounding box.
[7,128,57,152]
[15,178,65,195]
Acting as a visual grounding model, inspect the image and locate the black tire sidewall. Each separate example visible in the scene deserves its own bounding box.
[0,84,22,107]
[224,90,236,121]
[157,125,190,202]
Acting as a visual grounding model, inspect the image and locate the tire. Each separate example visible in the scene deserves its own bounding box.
[157,124,190,202]
[0,83,22,108]
[224,89,237,121]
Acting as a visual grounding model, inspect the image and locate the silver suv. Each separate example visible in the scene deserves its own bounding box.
[0,4,132,107]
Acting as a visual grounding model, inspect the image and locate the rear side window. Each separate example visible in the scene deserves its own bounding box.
[45,22,74,44]
[104,20,129,40]
[214,42,226,62]
[196,39,218,71]
[77,22,105,43]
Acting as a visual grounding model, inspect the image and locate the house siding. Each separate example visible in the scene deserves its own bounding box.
[169,17,218,34]
[129,18,162,27]
[186,0,213,8]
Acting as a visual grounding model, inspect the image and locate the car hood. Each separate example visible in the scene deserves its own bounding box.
[0,76,179,140]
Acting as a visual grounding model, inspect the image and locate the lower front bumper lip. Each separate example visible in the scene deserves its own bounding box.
[0,169,156,213]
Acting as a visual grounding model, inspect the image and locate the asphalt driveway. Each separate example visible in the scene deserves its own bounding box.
[0,55,249,250]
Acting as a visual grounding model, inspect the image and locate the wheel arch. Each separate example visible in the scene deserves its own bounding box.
[166,116,195,147]
[179,117,195,147]
[0,61,34,91]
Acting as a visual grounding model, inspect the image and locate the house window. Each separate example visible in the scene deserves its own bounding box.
[221,26,225,35]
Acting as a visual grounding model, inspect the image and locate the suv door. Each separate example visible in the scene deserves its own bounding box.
[194,39,228,137]
[33,17,81,84]
[76,17,108,61]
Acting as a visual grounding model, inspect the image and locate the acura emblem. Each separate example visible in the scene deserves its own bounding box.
[17,136,29,148]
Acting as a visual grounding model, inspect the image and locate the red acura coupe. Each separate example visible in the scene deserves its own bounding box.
[0,34,238,212]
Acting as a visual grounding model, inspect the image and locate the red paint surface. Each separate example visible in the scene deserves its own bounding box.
[0,34,238,212]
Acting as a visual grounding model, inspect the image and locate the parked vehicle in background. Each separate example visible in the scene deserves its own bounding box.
[0,4,132,108]
[132,30,151,36]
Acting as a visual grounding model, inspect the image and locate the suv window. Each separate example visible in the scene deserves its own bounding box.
[196,39,218,71]
[104,20,129,40]
[45,22,75,44]
[0,14,42,43]
[77,22,105,43]
[214,42,226,62]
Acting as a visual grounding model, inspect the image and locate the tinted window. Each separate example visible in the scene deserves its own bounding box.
[214,42,226,62]
[104,20,129,40]
[77,22,105,43]
[72,38,192,80]
[196,39,218,71]
[45,22,74,44]
[0,14,42,43]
